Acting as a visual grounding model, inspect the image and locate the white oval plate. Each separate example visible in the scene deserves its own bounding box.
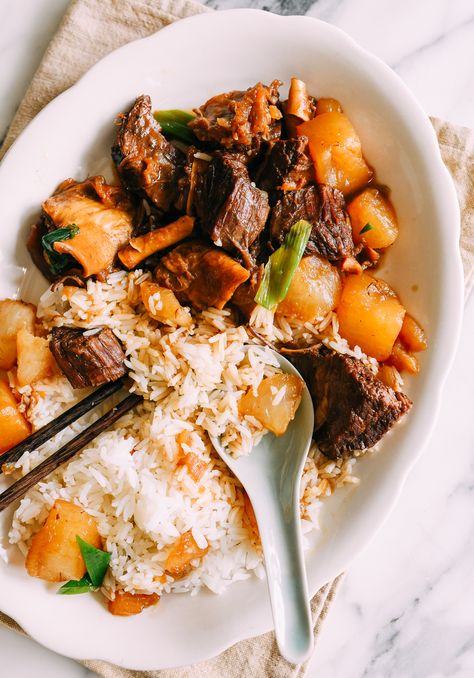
[0,9,463,670]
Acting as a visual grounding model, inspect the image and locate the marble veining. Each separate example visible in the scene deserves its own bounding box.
[206,0,321,15]
[0,1,473,677]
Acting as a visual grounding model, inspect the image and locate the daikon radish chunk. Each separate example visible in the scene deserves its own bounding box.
[17,329,57,387]
[26,500,102,582]
[316,98,342,114]
[140,281,192,327]
[0,299,36,370]
[297,112,372,196]
[277,255,341,323]
[337,273,405,361]
[164,530,209,579]
[398,314,427,352]
[387,340,420,374]
[0,381,31,454]
[348,187,398,249]
[238,373,303,436]
[108,591,159,616]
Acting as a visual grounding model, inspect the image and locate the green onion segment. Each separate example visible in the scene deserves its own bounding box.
[254,220,312,311]
[153,110,196,144]
[359,222,374,234]
[41,224,80,275]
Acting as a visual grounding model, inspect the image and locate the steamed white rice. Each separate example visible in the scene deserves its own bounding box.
[7,270,361,598]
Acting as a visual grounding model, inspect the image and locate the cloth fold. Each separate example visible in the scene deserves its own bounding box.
[0,0,472,676]
[431,118,474,294]
[0,575,343,677]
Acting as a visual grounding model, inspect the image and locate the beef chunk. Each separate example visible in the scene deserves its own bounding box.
[189,81,282,152]
[173,147,209,214]
[113,95,184,212]
[50,326,126,389]
[314,185,354,259]
[288,346,412,459]
[231,265,263,320]
[154,241,250,310]
[270,186,319,244]
[255,137,314,196]
[270,185,354,261]
[27,222,57,282]
[194,152,270,267]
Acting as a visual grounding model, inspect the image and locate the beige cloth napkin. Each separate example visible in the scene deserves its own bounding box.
[431,118,474,295]
[0,1,472,676]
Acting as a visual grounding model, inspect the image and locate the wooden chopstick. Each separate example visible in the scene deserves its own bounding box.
[0,393,143,513]
[0,378,125,474]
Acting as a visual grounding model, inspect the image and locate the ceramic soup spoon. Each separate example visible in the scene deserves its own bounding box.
[211,347,315,664]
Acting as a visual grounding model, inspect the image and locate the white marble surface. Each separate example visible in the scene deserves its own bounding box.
[0,0,473,676]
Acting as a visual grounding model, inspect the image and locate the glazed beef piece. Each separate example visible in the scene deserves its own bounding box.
[189,81,282,152]
[154,241,250,310]
[270,184,354,261]
[194,152,270,267]
[231,265,264,320]
[314,185,355,260]
[174,147,210,214]
[27,222,56,282]
[50,326,126,389]
[113,95,184,212]
[270,186,319,244]
[288,346,412,459]
[255,137,314,196]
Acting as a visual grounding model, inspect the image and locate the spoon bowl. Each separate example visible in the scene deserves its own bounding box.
[211,347,315,664]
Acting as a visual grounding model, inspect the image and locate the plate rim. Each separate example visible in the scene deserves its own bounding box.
[0,8,464,669]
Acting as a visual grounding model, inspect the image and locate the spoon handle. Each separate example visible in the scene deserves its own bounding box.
[248,480,313,664]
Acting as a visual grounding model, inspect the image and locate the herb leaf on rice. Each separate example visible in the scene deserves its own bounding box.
[76,536,111,587]
[57,538,111,595]
[58,575,98,595]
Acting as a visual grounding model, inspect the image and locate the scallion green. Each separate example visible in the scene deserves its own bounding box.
[359,222,374,234]
[155,109,195,125]
[41,224,80,275]
[254,220,312,311]
[153,109,196,145]
[57,537,111,596]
